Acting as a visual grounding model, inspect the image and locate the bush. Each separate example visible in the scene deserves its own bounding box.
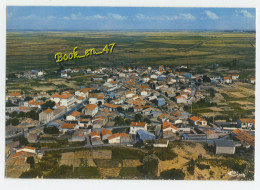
[160,168,185,180]
[141,154,159,177]
[153,148,177,161]
[44,126,60,134]
[119,167,144,178]
[196,163,210,170]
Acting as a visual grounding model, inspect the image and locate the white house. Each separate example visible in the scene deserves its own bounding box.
[237,118,255,130]
[174,96,187,104]
[129,122,147,135]
[16,146,36,154]
[66,111,82,121]
[189,116,207,126]
[223,76,232,84]
[39,108,53,123]
[231,74,239,80]
[162,121,178,133]
[83,104,98,117]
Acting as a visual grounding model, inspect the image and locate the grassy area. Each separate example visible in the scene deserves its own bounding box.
[6,31,255,74]
[119,167,144,178]
[111,147,146,161]
[153,147,177,161]
[74,167,101,179]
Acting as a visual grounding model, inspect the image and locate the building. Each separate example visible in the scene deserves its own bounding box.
[103,103,119,112]
[189,116,207,126]
[101,129,112,141]
[223,76,232,84]
[231,129,255,149]
[202,129,218,139]
[130,122,147,135]
[66,111,82,121]
[249,77,255,84]
[162,121,178,134]
[16,146,36,154]
[215,140,235,154]
[174,96,187,104]
[136,129,155,141]
[60,123,78,133]
[83,104,98,117]
[39,108,53,123]
[237,118,255,130]
[153,139,169,148]
[157,98,165,106]
[231,74,239,80]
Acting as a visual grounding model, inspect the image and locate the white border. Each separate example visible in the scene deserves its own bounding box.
[0,1,259,190]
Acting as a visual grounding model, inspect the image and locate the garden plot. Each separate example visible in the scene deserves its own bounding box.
[122,159,142,167]
[92,150,112,159]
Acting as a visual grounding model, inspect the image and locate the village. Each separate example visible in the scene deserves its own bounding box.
[5,64,255,179]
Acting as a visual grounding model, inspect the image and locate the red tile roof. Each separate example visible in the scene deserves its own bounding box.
[101,129,112,136]
[130,122,146,128]
[61,123,76,129]
[163,121,178,130]
[85,104,97,111]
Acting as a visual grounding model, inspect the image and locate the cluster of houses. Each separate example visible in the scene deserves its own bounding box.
[6,65,255,168]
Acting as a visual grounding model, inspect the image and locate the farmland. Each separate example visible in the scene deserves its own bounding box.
[6,31,255,74]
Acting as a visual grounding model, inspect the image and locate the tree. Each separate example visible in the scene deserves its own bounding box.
[24,96,33,102]
[208,88,216,97]
[26,156,35,168]
[44,126,59,134]
[134,114,142,122]
[143,118,151,124]
[11,118,19,126]
[18,136,28,146]
[41,100,55,110]
[202,75,211,83]
[160,168,185,180]
[141,154,159,177]
[26,110,39,120]
[187,159,195,175]
[20,168,42,178]
[117,107,124,113]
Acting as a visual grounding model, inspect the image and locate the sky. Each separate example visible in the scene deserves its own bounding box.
[6,7,256,31]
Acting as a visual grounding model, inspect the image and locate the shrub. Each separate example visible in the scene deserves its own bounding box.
[160,168,185,180]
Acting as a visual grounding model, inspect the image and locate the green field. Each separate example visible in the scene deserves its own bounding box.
[6,31,256,73]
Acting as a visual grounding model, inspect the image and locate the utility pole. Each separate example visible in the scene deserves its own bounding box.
[191,103,192,114]
[213,111,215,125]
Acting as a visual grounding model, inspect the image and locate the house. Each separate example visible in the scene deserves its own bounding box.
[157,98,165,106]
[103,103,119,111]
[136,129,155,142]
[174,96,187,104]
[60,123,78,133]
[143,76,150,82]
[130,122,147,135]
[78,119,91,128]
[66,111,82,121]
[237,118,255,130]
[71,130,86,142]
[75,87,91,98]
[83,104,98,117]
[59,93,75,108]
[9,92,22,99]
[120,133,130,143]
[101,129,112,141]
[76,96,84,104]
[16,146,36,154]
[202,129,218,139]
[223,76,232,84]
[88,93,104,105]
[107,133,121,144]
[90,131,101,139]
[231,129,255,149]
[153,139,169,148]
[215,140,235,155]
[162,121,178,134]
[189,116,207,126]
[91,137,103,145]
[249,77,255,84]
[39,108,53,123]
[231,74,239,80]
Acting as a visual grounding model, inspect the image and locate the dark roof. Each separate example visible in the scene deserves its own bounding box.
[215,140,235,147]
